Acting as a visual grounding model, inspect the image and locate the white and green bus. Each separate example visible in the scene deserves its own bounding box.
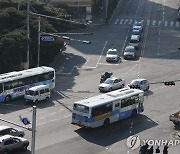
[72,88,144,128]
[0,66,55,102]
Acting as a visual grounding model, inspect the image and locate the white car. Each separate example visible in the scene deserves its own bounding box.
[106,48,120,62]
[0,135,29,154]
[132,21,143,32]
[99,77,125,92]
[129,35,139,49]
[131,29,141,41]
[128,78,149,91]
[0,126,25,137]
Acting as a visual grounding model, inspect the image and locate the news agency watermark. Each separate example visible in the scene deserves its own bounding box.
[126,135,180,151]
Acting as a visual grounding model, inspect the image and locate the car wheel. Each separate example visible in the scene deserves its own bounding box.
[19,134,24,137]
[103,118,110,127]
[121,84,124,88]
[109,87,112,92]
[45,97,49,101]
[22,144,28,151]
[5,95,11,102]
[3,150,9,154]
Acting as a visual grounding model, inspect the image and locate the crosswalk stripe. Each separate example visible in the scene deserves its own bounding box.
[129,19,133,24]
[120,19,124,24]
[165,21,168,27]
[147,20,150,26]
[170,21,173,27]
[152,20,156,26]
[176,21,179,27]
[115,19,119,24]
[124,19,129,24]
[158,21,162,26]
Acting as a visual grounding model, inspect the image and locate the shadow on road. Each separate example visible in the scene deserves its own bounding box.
[75,114,158,147]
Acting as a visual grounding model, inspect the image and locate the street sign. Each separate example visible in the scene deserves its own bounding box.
[19,116,31,125]
[41,36,54,41]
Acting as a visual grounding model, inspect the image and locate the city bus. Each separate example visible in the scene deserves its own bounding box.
[0,66,55,102]
[72,88,144,128]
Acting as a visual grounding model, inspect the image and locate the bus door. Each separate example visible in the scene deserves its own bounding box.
[138,94,144,112]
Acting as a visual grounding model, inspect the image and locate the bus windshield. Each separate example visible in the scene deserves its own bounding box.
[73,104,89,114]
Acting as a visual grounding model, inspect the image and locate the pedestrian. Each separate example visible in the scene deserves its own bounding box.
[155,146,160,153]
[149,146,153,154]
[139,145,146,154]
[163,144,169,154]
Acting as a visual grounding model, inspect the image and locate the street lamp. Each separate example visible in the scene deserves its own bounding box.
[27,0,30,69]
[37,16,41,67]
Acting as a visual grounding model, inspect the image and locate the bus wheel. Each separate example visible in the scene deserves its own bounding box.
[5,95,11,102]
[131,109,137,117]
[103,118,110,127]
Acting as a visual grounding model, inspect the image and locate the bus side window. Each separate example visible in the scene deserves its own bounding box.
[4,82,13,90]
[0,83,3,93]
[115,103,120,109]
[121,99,129,108]
[34,91,38,96]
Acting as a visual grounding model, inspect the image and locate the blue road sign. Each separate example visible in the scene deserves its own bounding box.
[19,116,31,125]
[41,36,54,41]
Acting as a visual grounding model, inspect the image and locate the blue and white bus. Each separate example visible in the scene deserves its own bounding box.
[72,88,144,128]
[0,66,55,102]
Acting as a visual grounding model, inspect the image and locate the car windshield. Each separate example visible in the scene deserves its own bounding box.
[125,47,134,52]
[132,31,140,35]
[25,90,34,96]
[108,51,117,55]
[134,23,142,26]
[130,39,138,43]
[130,80,139,85]
[73,104,89,114]
[104,78,114,84]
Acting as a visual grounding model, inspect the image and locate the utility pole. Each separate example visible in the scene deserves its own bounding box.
[37,16,41,67]
[105,0,109,23]
[31,106,37,154]
[27,0,30,69]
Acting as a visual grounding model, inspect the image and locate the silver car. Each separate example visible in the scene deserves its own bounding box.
[132,21,143,32]
[123,46,136,59]
[0,135,29,154]
[128,78,149,91]
[99,77,125,92]
[106,48,120,62]
[131,29,141,41]
[0,126,25,137]
[129,35,139,49]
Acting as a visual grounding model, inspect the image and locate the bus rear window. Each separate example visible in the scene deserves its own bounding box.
[73,104,89,114]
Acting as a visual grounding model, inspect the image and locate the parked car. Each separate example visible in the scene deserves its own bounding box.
[123,46,136,59]
[128,78,149,91]
[129,35,139,49]
[132,21,143,32]
[0,135,29,154]
[99,77,125,92]
[0,126,24,137]
[131,29,141,41]
[106,48,120,62]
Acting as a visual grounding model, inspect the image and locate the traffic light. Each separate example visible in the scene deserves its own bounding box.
[164,81,175,86]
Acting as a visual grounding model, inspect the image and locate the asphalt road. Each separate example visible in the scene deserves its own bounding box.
[1,0,180,153]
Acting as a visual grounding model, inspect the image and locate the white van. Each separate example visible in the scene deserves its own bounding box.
[24,85,50,103]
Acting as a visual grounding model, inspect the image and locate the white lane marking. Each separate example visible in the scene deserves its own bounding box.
[158,21,162,26]
[97,41,108,67]
[39,116,48,120]
[170,21,173,27]
[38,122,45,126]
[115,19,119,24]
[124,19,129,24]
[129,19,133,24]
[147,20,150,26]
[152,20,156,26]
[176,21,179,27]
[120,19,124,24]
[49,112,56,116]
[50,118,58,122]
[165,21,168,27]
[59,109,63,112]
[64,114,71,118]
